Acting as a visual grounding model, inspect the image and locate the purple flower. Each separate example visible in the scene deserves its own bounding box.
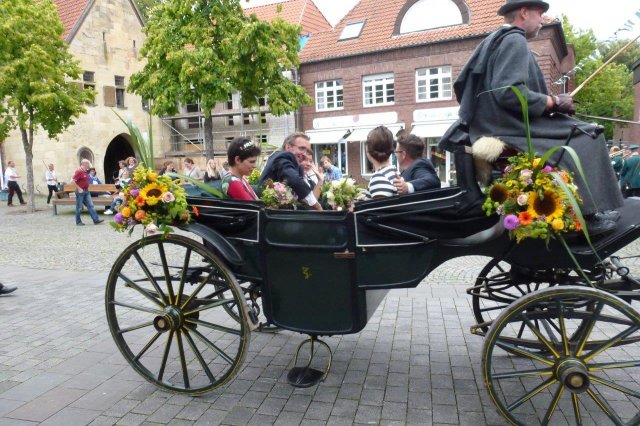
[114,213,124,224]
[130,189,140,197]
[542,165,553,173]
[503,214,520,230]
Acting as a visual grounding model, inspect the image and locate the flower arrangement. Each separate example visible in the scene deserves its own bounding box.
[321,177,367,211]
[247,168,261,185]
[259,179,298,209]
[482,153,583,242]
[110,164,194,236]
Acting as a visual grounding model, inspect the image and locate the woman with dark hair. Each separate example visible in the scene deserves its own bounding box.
[365,126,398,199]
[221,137,261,200]
[158,160,175,176]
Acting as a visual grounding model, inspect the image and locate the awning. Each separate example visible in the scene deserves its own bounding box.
[411,122,453,138]
[346,124,404,142]
[305,128,351,144]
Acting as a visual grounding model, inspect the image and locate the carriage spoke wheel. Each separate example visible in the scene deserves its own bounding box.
[483,286,640,425]
[106,235,249,395]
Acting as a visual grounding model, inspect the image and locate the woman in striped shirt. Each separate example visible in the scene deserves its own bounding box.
[365,126,398,199]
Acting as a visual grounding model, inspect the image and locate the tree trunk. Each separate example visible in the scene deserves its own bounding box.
[203,115,214,160]
[20,122,35,213]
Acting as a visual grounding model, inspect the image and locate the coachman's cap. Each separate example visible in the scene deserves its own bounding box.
[498,0,549,16]
[629,144,640,150]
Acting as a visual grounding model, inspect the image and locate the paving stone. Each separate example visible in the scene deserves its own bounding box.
[6,387,85,422]
[38,406,101,426]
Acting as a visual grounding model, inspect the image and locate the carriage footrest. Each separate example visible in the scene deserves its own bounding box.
[286,335,332,388]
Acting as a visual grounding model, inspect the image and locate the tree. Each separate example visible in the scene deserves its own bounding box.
[0,0,93,212]
[561,16,634,139]
[597,38,640,72]
[128,0,312,159]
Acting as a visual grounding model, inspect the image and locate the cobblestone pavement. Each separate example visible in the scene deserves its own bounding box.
[0,197,639,425]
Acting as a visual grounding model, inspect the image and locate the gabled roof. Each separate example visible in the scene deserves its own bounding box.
[299,0,506,63]
[53,0,144,42]
[244,0,332,34]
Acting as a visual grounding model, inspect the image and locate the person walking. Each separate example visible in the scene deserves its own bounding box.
[620,145,640,198]
[72,159,104,226]
[45,163,58,205]
[4,160,26,207]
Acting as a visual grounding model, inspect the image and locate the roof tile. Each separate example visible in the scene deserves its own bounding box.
[53,0,90,40]
[244,0,332,34]
[299,0,505,63]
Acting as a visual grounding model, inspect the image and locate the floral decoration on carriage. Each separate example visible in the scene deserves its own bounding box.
[482,154,583,242]
[259,179,298,209]
[320,177,367,211]
[110,165,194,236]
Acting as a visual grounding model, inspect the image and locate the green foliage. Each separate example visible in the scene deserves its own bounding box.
[561,16,633,139]
[597,38,640,72]
[113,110,154,169]
[128,0,311,120]
[0,0,94,140]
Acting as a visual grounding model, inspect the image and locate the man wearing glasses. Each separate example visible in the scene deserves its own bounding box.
[393,134,440,194]
[260,132,323,210]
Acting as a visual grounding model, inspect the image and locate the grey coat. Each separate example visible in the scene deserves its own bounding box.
[455,27,623,215]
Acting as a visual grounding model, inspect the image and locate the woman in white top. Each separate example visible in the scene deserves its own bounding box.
[365,126,398,199]
[45,163,57,205]
[184,157,203,180]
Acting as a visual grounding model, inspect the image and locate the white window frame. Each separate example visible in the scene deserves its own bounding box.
[416,66,452,102]
[363,73,395,107]
[315,80,344,112]
[360,141,374,177]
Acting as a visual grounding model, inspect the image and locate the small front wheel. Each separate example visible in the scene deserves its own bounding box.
[106,234,250,395]
[483,286,640,425]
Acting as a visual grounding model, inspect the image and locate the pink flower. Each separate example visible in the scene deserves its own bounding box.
[130,189,140,197]
[144,223,159,236]
[542,165,553,173]
[503,214,520,230]
[162,192,175,203]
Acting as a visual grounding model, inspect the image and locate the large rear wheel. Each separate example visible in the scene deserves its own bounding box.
[106,234,250,395]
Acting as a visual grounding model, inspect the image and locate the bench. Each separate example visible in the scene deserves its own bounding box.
[52,184,118,215]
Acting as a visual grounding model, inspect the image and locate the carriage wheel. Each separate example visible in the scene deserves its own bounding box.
[483,286,640,425]
[106,235,250,395]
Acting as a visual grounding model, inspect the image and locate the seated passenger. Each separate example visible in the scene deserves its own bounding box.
[365,126,398,199]
[221,137,261,201]
[393,134,440,193]
[259,132,322,210]
[300,152,324,201]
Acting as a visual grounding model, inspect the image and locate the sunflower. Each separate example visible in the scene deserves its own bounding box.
[139,183,166,206]
[489,184,509,203]
[527,190,564,222]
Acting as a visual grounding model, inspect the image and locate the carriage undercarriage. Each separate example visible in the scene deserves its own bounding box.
[106,155,640,424]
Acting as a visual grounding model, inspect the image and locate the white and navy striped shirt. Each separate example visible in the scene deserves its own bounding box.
[367,165,398,199]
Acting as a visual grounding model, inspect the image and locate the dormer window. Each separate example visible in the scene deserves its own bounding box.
[339,21,365,41]
[399,0,465,34]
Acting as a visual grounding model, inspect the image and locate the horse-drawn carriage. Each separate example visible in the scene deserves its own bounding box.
[106,147,640,425]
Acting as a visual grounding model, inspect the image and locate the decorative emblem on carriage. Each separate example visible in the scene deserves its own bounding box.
[302,267,312,280]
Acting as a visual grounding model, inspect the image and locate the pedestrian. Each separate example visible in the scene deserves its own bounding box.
[320,156,342,183]
[204,159,221,183]
[45,163,58,205]
[4,160,27,207]
[445,0,622,235]
[71,159,104,226]
[0,283,17,295]
[620,145,640,198]
[184,158,203,180]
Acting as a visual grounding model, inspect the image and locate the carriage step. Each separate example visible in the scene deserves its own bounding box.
[286,335,332,388]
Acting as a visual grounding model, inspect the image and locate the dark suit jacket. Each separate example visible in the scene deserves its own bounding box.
[259,151,311,199]
[400,158,440,192]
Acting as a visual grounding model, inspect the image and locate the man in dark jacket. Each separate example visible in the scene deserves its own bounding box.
[620,145,640,198]
[393,134,440,194]
[260,132,322,210]
[449,0,622,233]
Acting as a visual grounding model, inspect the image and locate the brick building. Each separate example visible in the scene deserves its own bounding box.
[298,0,574,185]
[631,59,640,145]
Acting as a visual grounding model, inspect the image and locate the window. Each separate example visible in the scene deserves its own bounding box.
[115,75,125,108]
[315,80,344,111]
[77,147,94,165]
[224,137,234,147]
[82,71,95,90]
[416,66,452,102]
[340,21,365,40]
[257,134,268,144]
[186,103,200,129]
[243,113,250,125]
[399,0,465,34]
[363,73,394,107]
[360,142,375,176]
[260,112,267,124]
[225,93,234,110]
[227,115,235,126]
[258,97,266,107]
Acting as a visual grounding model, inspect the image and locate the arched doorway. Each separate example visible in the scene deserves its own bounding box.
[104,134,134,183]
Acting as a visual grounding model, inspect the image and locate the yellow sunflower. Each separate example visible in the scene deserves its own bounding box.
[139,183,166,206]
[527,190,564,223]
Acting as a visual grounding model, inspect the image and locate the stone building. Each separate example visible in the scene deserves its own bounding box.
[297,0,574,185]
[1,0,168,186]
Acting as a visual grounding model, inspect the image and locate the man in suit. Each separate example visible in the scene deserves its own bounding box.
[620,144,640,198]
[393,134,440,194]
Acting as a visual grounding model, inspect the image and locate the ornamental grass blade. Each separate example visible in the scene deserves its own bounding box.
[539,145,595,208]
[168,172,224,198]
[113,109,154,168]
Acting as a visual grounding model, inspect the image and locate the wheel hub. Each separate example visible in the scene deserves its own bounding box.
[153,305,184,332]
[556,358,590,394]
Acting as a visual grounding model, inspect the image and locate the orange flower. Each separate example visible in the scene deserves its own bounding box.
[136,195,145,206]
[135,209,146,221]
[192,206,199,217]
[518,211,533,225]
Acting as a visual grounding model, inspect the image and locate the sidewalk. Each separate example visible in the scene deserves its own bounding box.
[0,200,638,425]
